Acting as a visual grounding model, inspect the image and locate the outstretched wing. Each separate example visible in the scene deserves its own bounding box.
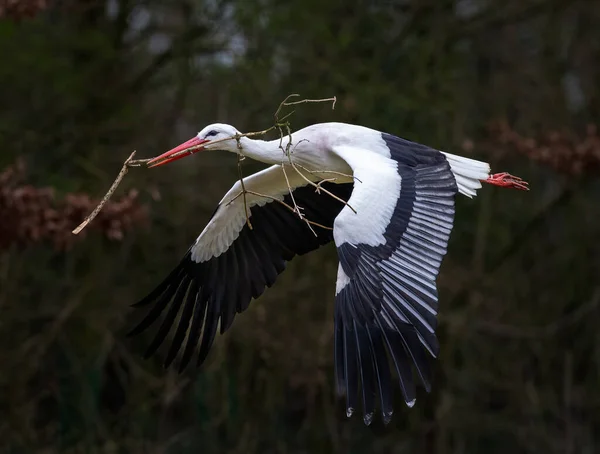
[331,137,458,425]
[129,164,353,372]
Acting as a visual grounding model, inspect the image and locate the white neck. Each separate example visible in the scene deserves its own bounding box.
[237,136,284,165]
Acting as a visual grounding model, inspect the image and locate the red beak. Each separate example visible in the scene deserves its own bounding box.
[147,137,210,168]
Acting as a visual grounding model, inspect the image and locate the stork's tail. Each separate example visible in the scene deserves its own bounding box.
[440,151,529,198]
[441,151,490,198]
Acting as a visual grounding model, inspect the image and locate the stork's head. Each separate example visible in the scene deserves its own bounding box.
[147,123,241,167]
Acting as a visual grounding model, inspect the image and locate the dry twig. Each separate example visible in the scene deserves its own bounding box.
[275,122,357,215]
[226,189,333,231]
[293,163,362,184]
[236,153,252,230]
[229,94,354,235]
[72,152,149,234]
[72,94,357,236]
[274,93,337,120]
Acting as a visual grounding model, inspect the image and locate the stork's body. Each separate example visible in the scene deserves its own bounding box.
[129,122,527,425]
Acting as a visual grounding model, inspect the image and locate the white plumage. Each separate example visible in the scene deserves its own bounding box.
[127,121,528,425]
[332,145,400,247]
[441,151,491,197]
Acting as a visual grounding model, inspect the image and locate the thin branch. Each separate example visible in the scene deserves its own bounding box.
[281,132,357,213]
[277,111,296,124]
[237,125,278,140]
[264,120,359,220]
[239,190,333,231]
[236,153,252,230]
[272,100,358,216]
[290,161,356,213]
[224,169,331,235]
[314,178,338,194]
[274,93,337,119]
[280,163,317,236]
[279,164,301,217]
[286,96,337,109]
[225,94,349,237]
[274,93,301,119]
[72,152,147,234]
[293,163,361,184]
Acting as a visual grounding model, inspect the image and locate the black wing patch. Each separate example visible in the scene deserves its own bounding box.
[334,133,458,425]
[128,182,353,372]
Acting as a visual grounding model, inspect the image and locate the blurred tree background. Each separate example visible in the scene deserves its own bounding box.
[1,0,599,452]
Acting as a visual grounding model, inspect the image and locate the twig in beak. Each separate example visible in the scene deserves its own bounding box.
[72,151,148,234]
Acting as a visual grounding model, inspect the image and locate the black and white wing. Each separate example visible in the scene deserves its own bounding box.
[331,136,461,425]
[129,164,352,372]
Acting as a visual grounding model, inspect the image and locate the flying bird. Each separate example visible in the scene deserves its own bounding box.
[128,122,528,425]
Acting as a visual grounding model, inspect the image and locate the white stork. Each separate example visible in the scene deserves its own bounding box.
[128,122,528,425]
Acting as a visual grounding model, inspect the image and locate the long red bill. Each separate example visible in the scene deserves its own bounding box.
[147,137,210,168]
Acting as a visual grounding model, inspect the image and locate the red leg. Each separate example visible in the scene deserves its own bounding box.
[482,172,529,191]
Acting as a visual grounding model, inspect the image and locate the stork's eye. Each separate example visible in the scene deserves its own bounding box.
[205,130,219,138]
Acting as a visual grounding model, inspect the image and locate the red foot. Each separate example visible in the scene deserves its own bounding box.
[483,172,529,191]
